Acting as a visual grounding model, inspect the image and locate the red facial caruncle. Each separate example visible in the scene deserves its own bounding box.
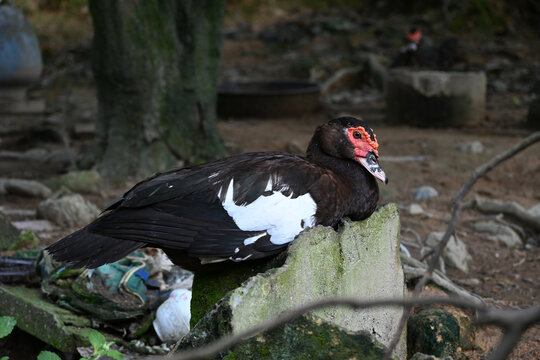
[346,126,379,158]
[346,126,388,184]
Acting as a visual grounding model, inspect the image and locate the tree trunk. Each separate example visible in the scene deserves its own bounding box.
[89,0,226,180]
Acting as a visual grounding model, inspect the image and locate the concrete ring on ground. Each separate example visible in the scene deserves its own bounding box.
[386,69,486,127]
[218,80,321,118]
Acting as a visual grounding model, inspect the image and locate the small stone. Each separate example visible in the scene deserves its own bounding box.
[410,353,453,360]
[528,203,540,217]
[471,221,522,247]
[456,278,481,287]
[426,232,472,273]
[36,192,100,227]
[408,203,424,215]
[412,186,439,200]
[4,179,52,198]
[491,79,508,93]
[485,57,513,72]
[458,141,483,154]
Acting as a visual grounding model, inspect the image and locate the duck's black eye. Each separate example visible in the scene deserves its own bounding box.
[353,130,362,139]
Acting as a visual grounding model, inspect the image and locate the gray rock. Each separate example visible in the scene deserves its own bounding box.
[426,232,472,273]
[457,278,481,287]
[458,141,483,154]
[485,57,513,72]
[185,204,407,359]
[47,170,102,194]
[471,221,522,247]
[412,186,439,200]
[12,219,56,232]
[387,70,486,127]
[491,79,508,93]
[407,203,424,215]
[529,203,540,217]
[410,353,453,360]
[4,179,52,198]
[36,192,100,227]
[0,178,6,195]
[0,212,21,250]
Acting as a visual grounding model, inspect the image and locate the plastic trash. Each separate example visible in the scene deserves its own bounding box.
[153,289,192,343]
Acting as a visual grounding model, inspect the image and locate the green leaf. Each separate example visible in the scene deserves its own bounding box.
[0,316,17,338]
[103,350,124,360]
[88,329,106,350]
[1,356,10,360]
[37,351,62,360]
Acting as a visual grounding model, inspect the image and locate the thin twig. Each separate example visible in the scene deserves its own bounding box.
[382,131,540,360]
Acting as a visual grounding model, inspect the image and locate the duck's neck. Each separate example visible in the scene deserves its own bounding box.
[306,137,379,221]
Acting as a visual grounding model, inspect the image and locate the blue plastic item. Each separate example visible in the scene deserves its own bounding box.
[0,2,42,85]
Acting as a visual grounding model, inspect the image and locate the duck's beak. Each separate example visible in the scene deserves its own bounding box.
[358,151,388,184]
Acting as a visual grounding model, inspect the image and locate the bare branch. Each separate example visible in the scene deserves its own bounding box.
[382,132,540,360]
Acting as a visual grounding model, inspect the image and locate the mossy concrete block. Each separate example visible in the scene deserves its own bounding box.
[0,212,21,250]
[0,285,92,352]
[190,254,286,328]
[407,308,461,359]
[47,170,103,194]
[225,313,390,360]
[229,204,406,358]
[186,204,406,359]
[387,69,486,127]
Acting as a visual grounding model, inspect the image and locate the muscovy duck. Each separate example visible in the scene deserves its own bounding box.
[391,27,459,69]
[46,117,387,270]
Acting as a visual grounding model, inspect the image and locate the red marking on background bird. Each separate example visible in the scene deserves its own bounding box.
[407,29,422,44]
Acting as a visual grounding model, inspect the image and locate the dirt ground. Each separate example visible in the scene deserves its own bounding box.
[1,4,539,359]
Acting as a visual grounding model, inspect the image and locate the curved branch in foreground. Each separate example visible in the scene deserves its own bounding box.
[146,296,539,360]
[382,131,540,360]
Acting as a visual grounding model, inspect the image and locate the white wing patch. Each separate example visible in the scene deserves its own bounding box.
[243,232,266,245]
[219,178,317,246]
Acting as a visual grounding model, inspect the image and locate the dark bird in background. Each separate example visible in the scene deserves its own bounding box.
[391,27,460,69]
[46,117,387,271]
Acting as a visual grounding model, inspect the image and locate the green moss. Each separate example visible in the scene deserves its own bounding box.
[8,230,39,251]
[190,254,286,328]
[408,308,461,359]
[0,285,92,352]
[47,171,102,194]
[226,314,392,360]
